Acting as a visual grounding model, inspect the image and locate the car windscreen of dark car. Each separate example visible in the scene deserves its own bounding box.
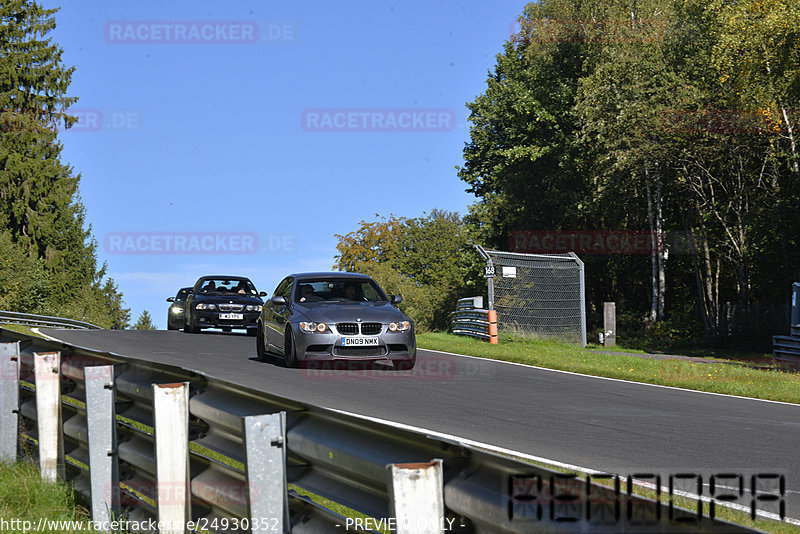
[198,278,258,296]
[296,279,387,303]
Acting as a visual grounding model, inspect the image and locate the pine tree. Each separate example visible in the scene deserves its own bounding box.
[0,1,129,327]
[133,310,157,331]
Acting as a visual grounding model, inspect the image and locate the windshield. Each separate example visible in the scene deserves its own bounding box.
[295,279,388,303]
[198,278,258,296]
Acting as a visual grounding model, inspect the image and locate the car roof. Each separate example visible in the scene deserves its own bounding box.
[196,275,252,282]
[290,272,372,281]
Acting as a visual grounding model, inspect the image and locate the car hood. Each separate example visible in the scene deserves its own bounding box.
[194,294,263,304]
[296,302,407,323]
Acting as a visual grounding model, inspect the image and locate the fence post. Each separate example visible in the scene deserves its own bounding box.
[387,459,444,534]
[242,412,289,533]
[34,351,64,482]
[603,302,616,347]
[85,365,120,529]
[0,342,20,462]
[153,382,190,534]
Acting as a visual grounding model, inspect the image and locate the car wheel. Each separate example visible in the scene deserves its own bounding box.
[256,323,266,360]
[167,321,177,331]
[284,327,299,368]
[187,314,200,334]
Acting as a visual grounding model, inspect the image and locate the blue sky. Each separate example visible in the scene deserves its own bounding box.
[43,0,528,328]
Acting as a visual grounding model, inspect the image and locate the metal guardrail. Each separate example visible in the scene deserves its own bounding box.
[0,327,761,533]
[450,297,498,343]
[772,283,800,368]
[0,310,101,330]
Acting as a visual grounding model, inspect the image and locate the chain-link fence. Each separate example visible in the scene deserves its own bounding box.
[480,248,586,346]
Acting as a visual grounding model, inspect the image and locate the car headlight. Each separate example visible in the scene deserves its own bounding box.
[246,305,262,312]
[389,321,410,332]
[196,303,216,310]
[170,306,182,314]
[300,322,328,333]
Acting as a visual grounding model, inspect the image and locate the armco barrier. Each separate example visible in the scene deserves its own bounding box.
[0,327,760,533]
[450,297,498,343]
[772,282,800,369]
[0,310,101,330]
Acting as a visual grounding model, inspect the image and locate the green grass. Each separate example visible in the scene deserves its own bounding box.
[0,461,94,533]
[417,332,800,404]
[1,324,42,337]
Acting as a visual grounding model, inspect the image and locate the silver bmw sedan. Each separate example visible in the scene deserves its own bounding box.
[257,272,416,369]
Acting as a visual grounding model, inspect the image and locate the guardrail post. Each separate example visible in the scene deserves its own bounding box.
[153,382,190,534]
[0,342,20,461]
[85,365,120,530]
[34,351,64,482]
[386,459,444,534]
[242,412,289,533]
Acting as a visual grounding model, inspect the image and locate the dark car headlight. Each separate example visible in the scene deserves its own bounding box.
[389,321,410,332]
[196,303,217,310]
[246,305,262,312]
[300,322,328,333]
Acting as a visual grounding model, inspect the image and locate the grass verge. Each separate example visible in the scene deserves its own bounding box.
[416,332,800,404]
[0,461,94,533]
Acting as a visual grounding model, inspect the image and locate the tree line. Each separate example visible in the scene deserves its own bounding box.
[456,0,800,347]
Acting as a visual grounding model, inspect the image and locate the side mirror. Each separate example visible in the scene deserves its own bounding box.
[271,296,287,306]
[166,297,175,302]
[391,295,403,305]
[259,291,268,297]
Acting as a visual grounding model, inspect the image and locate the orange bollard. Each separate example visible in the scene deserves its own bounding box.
[487,310,498,344]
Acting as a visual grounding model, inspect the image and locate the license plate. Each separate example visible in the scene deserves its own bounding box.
[219,313,243,320]
[342,337,379,346]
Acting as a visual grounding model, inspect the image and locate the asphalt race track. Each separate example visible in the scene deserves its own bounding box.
[41,328,800,523]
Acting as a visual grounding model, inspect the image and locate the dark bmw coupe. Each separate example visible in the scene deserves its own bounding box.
[184,275,267,335]
[256,272,416,369]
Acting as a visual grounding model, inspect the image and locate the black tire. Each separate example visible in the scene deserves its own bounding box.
[284,327,299,368]
[256,323,266,360]
[187,314,200,334]
[167,321,177,331]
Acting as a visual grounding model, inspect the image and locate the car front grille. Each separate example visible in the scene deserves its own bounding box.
[336,323,359,335]
[333,346,386,357]
[361,323,382,335]
[336,322,382,335]
[218,304,244,312]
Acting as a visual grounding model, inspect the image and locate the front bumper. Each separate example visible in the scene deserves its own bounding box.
[195,310,260,330]
[294,326,416,363]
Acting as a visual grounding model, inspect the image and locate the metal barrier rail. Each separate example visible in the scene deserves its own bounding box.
[0,327,759,533]
[772,283,800,368]
[0,310,101,330]
[450,298,498,343]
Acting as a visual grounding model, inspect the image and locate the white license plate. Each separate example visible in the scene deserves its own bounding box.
[219,313,243,320]
[342,337,379,346]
